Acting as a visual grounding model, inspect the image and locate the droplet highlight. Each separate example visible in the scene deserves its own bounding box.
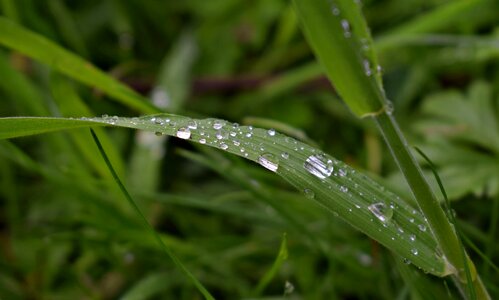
[304,154,334,179]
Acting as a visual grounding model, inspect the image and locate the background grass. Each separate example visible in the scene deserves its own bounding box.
[0,0,498,299]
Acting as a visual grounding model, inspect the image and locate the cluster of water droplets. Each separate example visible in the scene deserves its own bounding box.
[89,114,440,273]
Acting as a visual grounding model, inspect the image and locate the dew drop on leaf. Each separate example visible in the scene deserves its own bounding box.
[409,234,416,242]
[176,127,191,139]
[213,120,224,130]
[267,128,276,136]
[418,224,427,232]
[367,202,393,223]
[304,154,334,179]
[258,153,279,172]
[303,188,315,199]
[281,152,289,159]
[411,248,419,256]
[187,120,197,129]
[220,143,228,150]
[199,138,206,144]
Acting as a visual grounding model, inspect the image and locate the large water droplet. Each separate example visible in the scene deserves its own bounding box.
[367,202,393,223]
[258,153,279,172]
[176,127,191,139]
[304,154,334,179]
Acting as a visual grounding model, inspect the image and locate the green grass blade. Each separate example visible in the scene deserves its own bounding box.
[253,233,288,296]
[89,129,215,300]
[0,17,158,113]
[0,115,452,276]
[292,0,386,117]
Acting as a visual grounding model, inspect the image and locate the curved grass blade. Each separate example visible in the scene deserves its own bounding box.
[0,115,452,276]
[292,0,386,117]
[0,17,158,113]
[90,129,215,300]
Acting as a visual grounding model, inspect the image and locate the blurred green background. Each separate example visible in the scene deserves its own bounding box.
[0,0,499,299]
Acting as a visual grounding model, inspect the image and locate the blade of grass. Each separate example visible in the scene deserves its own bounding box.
[292,0,490,297]
[0,17,159,113]
[292,0,386,117]
[253,233,288,296]
[89,129,215,300]
[0,115,450,276]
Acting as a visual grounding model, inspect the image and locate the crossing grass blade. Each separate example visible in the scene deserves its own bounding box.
[0,115,454,276]
[292,0,386,117]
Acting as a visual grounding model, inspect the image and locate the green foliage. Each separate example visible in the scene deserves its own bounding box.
[0,0,498,299]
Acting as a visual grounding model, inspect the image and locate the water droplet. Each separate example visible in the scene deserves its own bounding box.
[187,120,197,130]
[338,168,347,177]
[213,120,224,130]
[411,248,419,256]
[331,5,340,16]
[363,59,372,76]
[367,202,393,223]
[403,258,411,265]
[281,152,289,159]
[409,234,416,242]
[303,188,315,199]
[341,19,351,38]
[176,127,191,140]
[267,128,276,136]
[246,132,252,138]
[199,138,206,144]
[340,186,348,193]
[385,100,394,114]
[304,154,334,179]
[233,140,240,146]
[216,130,228,140]
[418,224,427,232]
[220,143,228,150]
[258,153,279,172]
[284,281,294,295]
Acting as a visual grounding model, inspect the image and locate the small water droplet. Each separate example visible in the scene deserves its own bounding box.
[411,248,419,256]
[304,154,334,179]
[363,59,372,76]
[338,168,347,177]
[409,234,416,242]
[220,143,228,150]
[187,120,197,130]
[216,130,228,140]
[303,188,315,199]
[418,224,427,232]
[258,153,279,172]
[176,127,191,139]
[331,5,340,16]
[403,258,411,265]
[246,132,252,138]
[385,100,394,114]
[199,138,206,144]
[233,140,240,146]
[367,202,393,223]
[213,120,224,130]
[267,128,276,136]
[340,186,348,193]
[341,19,351,38]
[284,281,294,295]
[281,152,289,159]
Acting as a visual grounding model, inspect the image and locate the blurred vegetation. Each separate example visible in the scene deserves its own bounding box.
[0,0,498,299]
